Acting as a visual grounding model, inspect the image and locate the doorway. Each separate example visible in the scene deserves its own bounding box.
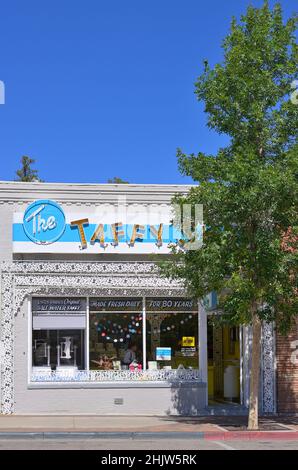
[207,319,240,404]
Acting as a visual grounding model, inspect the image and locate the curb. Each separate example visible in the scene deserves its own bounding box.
[0,432,203,440]
[204,431,298,441]
[0,431,297,440]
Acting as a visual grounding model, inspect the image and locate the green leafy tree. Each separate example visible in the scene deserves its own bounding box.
[107,177,129,184]
[15,156,43,182]
[163,2,298,429]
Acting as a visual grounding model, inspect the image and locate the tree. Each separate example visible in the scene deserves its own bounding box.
[107,177,129,184]
[162,2,298,429]
[15,156,43,182]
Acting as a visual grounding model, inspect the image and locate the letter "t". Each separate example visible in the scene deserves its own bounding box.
[70,218,89,249]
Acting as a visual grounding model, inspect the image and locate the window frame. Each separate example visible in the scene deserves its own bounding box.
[28,295,201,387]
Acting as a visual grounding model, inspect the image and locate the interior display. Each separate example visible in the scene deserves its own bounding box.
[57,336,78,367]
[33,339,51,367]
[146,311,198,369]
[32,329,85,370]
[32,296,200,378]
[112,360,121,370]
[129,361,142,371]
[148,361,157,370]
[182,336,195,347]
[89,311,143,370]
[181,347,196,357]
[61,337,72,359]
[156,347,172,361]
[32,296,87,372]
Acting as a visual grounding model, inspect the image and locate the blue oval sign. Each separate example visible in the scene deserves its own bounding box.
[23,199,66,245]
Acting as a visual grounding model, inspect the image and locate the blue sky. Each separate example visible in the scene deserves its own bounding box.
[0,0,296,184]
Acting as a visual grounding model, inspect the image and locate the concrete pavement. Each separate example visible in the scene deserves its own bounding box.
[0,415,218,433]
[0,437,298,450]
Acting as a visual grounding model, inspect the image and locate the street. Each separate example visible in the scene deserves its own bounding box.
[0,438,297,450]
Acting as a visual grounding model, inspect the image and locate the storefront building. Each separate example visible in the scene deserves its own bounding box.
[0,182,278,415]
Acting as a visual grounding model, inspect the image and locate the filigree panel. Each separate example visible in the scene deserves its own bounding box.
[242,323,276,413]
[31,368,201,383]
[0,261,185,414]
[262,322,276,413]
[0,272,14,414]
[2,261,162,275]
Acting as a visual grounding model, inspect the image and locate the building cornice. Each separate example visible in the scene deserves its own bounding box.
[0,181,194,204]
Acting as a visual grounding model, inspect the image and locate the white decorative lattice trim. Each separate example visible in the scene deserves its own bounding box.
[31,369,201,383]
[2,261,163,275]
[262,322,276,413]
[242,323,276,413]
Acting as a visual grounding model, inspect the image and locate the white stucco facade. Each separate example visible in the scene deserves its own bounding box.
[0,181,276,415]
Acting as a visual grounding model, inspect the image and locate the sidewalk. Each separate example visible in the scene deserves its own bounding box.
[0,415,297,440]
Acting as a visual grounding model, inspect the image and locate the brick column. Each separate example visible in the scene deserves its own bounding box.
[276,319,298,413]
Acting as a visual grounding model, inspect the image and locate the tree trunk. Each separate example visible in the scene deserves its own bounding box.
[248,312,262,430]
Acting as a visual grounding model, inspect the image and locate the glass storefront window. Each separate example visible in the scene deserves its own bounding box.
[32,297,87,372]
[32,329,85,369]
[31,296,199,380]
[89,297,143,370]
[89,312,143,370]
[146,312,198,369]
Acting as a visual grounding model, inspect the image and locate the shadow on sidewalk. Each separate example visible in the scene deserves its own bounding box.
[158,415,297,431]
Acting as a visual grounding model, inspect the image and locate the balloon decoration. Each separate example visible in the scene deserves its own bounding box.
[92,312,195,343]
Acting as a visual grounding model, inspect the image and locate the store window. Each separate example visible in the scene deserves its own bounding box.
[31,296,199,381]
[33,329,85,369]
[89,298,143,370]
[146,298,198,370]
[32,297,86,372]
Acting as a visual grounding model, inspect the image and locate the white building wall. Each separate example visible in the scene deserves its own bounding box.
[13,299,206,415]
